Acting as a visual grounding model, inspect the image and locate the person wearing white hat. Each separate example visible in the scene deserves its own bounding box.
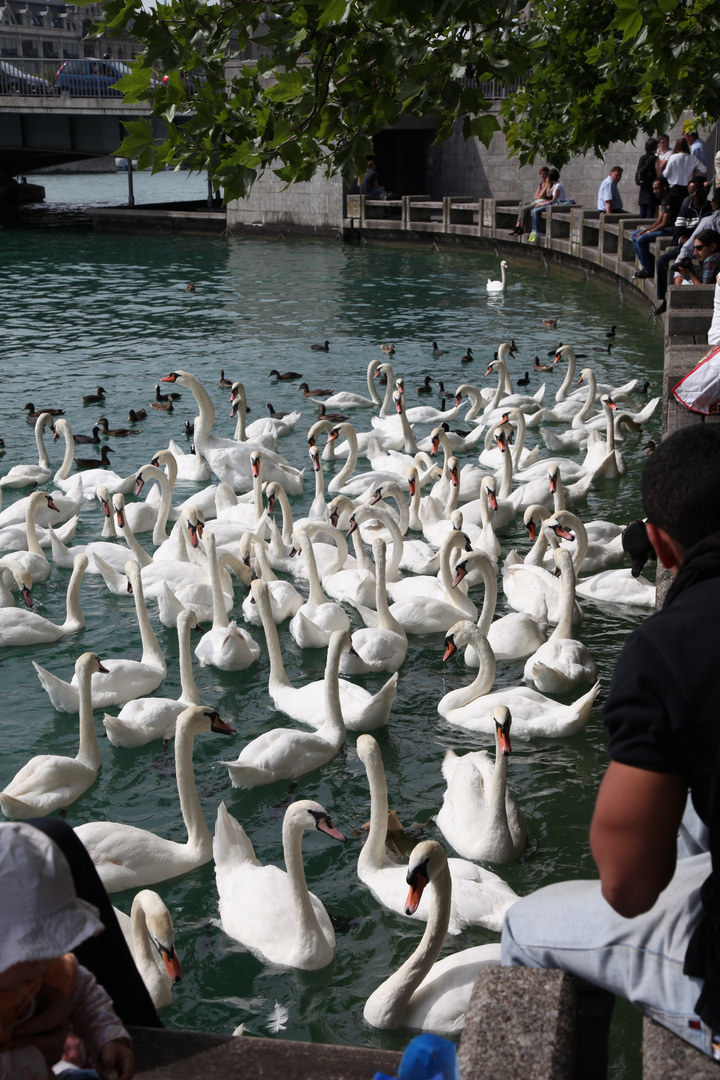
[0,822,134,1079]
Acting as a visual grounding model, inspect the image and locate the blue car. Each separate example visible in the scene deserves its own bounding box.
[55,58,135,97]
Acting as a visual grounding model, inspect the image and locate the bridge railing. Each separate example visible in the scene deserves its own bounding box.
[0,56,162,99]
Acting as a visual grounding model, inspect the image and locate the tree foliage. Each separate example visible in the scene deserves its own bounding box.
[89,0,720,199]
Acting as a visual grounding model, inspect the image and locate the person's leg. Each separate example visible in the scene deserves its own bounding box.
[530,206,541,235]
[655,246,679,305]
[28,818,163,1028]
[502,854,712,1068]
[635,230,662,274]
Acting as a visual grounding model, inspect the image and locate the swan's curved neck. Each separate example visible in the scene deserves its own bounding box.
[359,743,392,871]
[25,495,45,557]
[174,720,211,853]
[272,485,294,547]
[35,416,51,468]
[508,410,527,471]
[555,350,577,403]
[300,531,327,607]
[256,584,292,688]
[283,817,327,954]
[253,463,265,525]
[54,424,76,482]
[439,534,468,603]
[319,633,346,743]
[379,485,409,537]
[62,556,86,634]
[354,506,403,582]
[116,506,154,568]
[312,453,325,505]
[367,360,382,406]
[496,440,513,501]
[573,372,597,426]
[397,397,418,455]
[205,532,229,631]
[138,466,172,547]
[179,373,216,450]
[454,626,496,703]
[443,475,460,518]
[550,556,577,640]
[460,384,484,422]
[374,544,404,635]
[129,901,157,974]
[331,424,358,490]
[379,365,394,418]
[76,658,101,769]
[234,388,247,441]
[177,614,200,703]
[473,553,498,637]
[303,521,347,577]
[131,570,165,669]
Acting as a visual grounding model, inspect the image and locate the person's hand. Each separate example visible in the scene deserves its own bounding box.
[98,1038,134,1080]
[12,983,71,1066]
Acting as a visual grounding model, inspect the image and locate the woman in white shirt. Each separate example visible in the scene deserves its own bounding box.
[663,137,706,198]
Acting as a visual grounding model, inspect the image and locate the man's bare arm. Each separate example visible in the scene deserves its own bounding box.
[590,760,687,918]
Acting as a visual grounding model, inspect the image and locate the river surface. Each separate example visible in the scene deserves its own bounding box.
[1,186,664,1078]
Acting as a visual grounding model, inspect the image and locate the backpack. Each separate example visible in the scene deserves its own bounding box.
[635,153,657,188]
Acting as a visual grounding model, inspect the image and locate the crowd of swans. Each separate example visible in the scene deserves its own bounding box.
[0,347,659,1035]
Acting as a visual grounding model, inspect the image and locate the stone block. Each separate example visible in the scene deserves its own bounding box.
[643,1017,720,1079]
[457,967,576,1080]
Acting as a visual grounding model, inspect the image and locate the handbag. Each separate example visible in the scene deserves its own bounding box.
[673,343,720,414]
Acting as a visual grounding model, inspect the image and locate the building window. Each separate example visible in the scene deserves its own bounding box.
[82,41,96,56]
[42,39,57,57]
[21,39,39,55]
[1,37,19,55]
[117,46,123,58]
[62,45,78,58]
[31,12,45,26]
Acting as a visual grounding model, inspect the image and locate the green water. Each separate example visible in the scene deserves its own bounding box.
[0,227,664,1076]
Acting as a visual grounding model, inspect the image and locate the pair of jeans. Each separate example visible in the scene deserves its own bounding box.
[632,227,672,274]
[530,204,549,234]
[655,245,681,302]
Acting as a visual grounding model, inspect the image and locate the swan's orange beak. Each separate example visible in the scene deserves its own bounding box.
[606,396,618,410]
[395,398,403,414]
[455,393,462,406]
[431,435,439,455]
[527,519,537,541]
[554,352,562,364]
[316,814,347,842]
[100,497,111,518]
[347,517,358,536]
[405,868,428,915]
[494,432,507,452]
[484,364,494,376]
[450,465,459,486]
[115,507,125,528]
[330,510,339,528]
[408,477,416,497]
[267,491,276,514]
[497,724,511,756]
[161,372,180,382]
[452,563,467,588]
[251,458,260,478]
[371,487,383,504]
[47,497,59,512]
[97,659,109,673]
[311,453,320,472]
[487,487,498,511]
[22,585,33,608]
[160,945,183,983]
[134,477,145,496]
[328,427,339,443]
[209,712,235,735]
[186,522,199,548]
[443,636,457,662]
[548,473,557,494]
[553,524,575,541]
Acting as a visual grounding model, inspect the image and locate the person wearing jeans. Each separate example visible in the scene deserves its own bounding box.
[631,177,676,278]
[528,167,566,243]
[653,180,712,315]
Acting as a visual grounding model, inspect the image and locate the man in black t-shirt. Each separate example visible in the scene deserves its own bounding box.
[360,159,383,197]
[502,426,720,1078]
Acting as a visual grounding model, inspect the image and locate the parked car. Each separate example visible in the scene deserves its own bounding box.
[55,58,136,97]
[0,60,53,96]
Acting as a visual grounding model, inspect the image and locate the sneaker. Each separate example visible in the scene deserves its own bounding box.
[632,268,650,279]
[527,232,537,243]
[653,301,667,315]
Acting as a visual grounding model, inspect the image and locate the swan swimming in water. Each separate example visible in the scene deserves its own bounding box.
[486,260,508,293]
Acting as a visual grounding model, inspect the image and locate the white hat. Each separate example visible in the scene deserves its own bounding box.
[0,822,105,974]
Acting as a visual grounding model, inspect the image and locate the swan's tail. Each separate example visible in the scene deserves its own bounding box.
[32,661,78,713]
[0,793,36,820]
[47,524,74,569]
[213,801,260,869]
[103,713,143,749]
[92,553,129,595]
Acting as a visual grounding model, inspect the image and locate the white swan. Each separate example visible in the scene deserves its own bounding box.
[53,419,136,499]
[486,260,508,292]
[0,412,53,489]
[33,560,167,712]
[160,370,304,495]
[305,360,382,410]
[523,549,597,694]
[356,735,518,935]
[288,525,350,649]
[194,531,260,671]
[340,539,407,674]
[114,891,183,1010]
[0,490,58,583]
[0,652,105,819]
[231,381,298,441]
[241,532,304,625]
[0,550,86,646]
[326,421,406,496]
[439,621,599,737]
[0,559,32,609]
[214,799,346,970]
[386,531,477,635]
[166,439,212,483]
[363,840,503,1034]
[581,396,627,479]
[221,624,348,787]
[75,705,236,892]
[575,566,657,608]
[103,609,207,747]
[252,579,397,732]
[436,706,527,864]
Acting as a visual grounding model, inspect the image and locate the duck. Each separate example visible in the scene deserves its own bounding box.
[517,371,530,387]
[114,891,182,1010]
[381,343,396,354]
[220,624,349,787]
[339,539,407,674]
[0,550,86,647]
[435,707,527,864]
[266,402,290,420]
[486,261,508,292]
[73,426,102,445]
[0,652,106,819]
[432,341,448,357]
[24,401,65,421]
[251,580,396,732]
[194,530,260,671]
[219,369,233,388]
[268,369,303,380]
[103,609,208,747]
[417,376,434,395]
[460,348,474,364]
[316,403,349,424]
[534,356,552,372]
[75,445,115,471]
[155,384,181,402]
[438,621,599,737]
[356,735,518,935]
[297,382,334,397]
[606,325,616,337]
[363,840,503,1034]
[161,371,304,494]
[33,560,167,712]
[74,706,235,893]
[151,399,174,412]
[523,549,597,693]
[0,412,53,489]
[288,526,351,650]
[185,420,194,436]
[95,417,141,438]
[542,318,558,327]
[82,386,107,405]
[214,799,346,970]
[128,408,147,422]
[311,340,330,351]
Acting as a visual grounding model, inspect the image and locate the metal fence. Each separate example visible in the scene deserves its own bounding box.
[0,56,146,98]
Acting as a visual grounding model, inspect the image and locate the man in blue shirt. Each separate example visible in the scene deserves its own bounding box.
[597,166,624,213]
[687,131,709,170]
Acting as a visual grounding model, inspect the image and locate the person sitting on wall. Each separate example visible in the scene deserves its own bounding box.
[672,227,720,288]
[653,179,712,315]
[502,424,720,1079]
[635,138,659,219]
[509,165,551,236]
[631,177,677,279]
[597,166,624,214]
[360,159,385,198]
[528,168,568,243]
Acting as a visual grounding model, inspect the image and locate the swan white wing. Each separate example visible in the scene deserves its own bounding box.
[403,944,503,1036]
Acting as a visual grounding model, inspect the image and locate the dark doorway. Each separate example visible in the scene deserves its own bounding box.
[371,128,436,198]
